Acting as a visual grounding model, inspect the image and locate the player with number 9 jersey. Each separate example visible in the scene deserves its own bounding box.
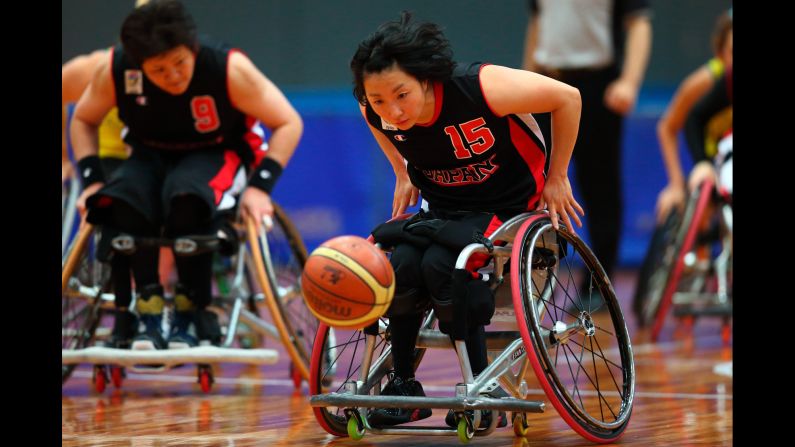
[70,0,302,350]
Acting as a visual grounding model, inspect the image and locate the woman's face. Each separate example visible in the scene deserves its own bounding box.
[141,45,196,95]
[363,64,433,130]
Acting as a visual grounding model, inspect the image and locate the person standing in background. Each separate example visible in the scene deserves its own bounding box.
[522,0,652,305]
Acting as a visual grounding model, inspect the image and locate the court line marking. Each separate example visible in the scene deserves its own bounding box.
[713,361,732,377]
[70,370,731,400]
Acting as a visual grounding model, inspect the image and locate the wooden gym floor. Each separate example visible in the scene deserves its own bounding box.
[62,270,732,446]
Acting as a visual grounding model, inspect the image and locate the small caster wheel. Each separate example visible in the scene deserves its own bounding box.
[198,364,214,393]
[111,366,125,389]
[512,412,529,437]
[93,365,108,393]
[289,362,302,389]
[721,320,731,345]
[457,414,474,443]
[346,412,365,440]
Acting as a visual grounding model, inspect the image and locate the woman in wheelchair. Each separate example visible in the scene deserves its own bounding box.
[684,65,732,198]
[69,0,302,351]
[653,10,731,223]
[351,12,583,427]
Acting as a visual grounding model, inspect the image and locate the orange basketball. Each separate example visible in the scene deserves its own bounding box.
[302,235,395,329]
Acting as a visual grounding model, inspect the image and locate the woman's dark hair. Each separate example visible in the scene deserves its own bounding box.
[711,10,732,56]
[121,0,198,66]
[350,11,456,105]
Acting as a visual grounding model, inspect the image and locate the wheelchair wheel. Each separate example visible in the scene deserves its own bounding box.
[245,204,317,383]
[62,176,80,256]
[62,224,109,383]
[309,319,427,436]
[633,209,681,327]
[651,179,716,341]
[511,213,634,443]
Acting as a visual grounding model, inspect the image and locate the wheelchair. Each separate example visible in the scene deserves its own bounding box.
[62,173,81,256]
[61,203,319,393]
[633,174,732,343]
[309,210,635,444]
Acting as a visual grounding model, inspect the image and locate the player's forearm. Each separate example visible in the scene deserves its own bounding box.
[656,122,685,186]
[620,16,652,87]
[262,117,303,168]
[547,90,581,178]
[70,118,100,160]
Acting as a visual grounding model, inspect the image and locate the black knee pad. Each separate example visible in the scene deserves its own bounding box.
[436,269,472,339]
[466,280,495,327]
[385,288,430,318]
[434,269,495,337]
[433,298,455,335]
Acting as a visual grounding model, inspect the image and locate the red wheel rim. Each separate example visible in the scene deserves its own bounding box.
[200,371,212,393]
[111,367,123,389]
[94,368,106,393]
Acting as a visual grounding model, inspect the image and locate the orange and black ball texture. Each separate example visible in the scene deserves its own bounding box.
[302,235,394,329]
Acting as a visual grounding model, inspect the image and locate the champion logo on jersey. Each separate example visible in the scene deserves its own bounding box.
[380,118,397,131]
[394,134,407,142]
[136,96,148,106]
[125,70,143,94]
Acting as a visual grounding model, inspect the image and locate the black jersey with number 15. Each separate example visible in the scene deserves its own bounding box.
[365,62,548,214]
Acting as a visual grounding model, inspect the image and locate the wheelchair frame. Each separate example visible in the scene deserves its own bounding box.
[61,204,319,393]
[648,177,733,342]
[309,211,635,444]
[62,175,80,256]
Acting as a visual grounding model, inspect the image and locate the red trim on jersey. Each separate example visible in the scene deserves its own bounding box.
[415,81,444,127]
[244,116,266,169]
[226,48,245,110]
[508,119,546,210]
[208,150,242,205]
[478,63,500,116]
[465,214,505,272]
[108,47,116,105]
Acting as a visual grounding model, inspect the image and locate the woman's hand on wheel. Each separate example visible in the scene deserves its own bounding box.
[537,174,584,231]
[688,161,717,193]
[76,182,104,217]
[240,186,274,230]
[655,183,686,224]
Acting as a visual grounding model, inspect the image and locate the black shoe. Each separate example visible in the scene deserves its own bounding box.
[168,311,198,349]
[168,286,198,349]
[102,310,138,349]
[132,321,167,350]
[132,284,166,350]
[445,408,508,429]
[368,376,432,426]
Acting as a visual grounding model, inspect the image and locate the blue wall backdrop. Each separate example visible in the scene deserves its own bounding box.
[64,0,728,265]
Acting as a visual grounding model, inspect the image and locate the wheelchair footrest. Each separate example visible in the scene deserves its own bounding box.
[672,301,732,317]
[61,346,279,367]
[309,393,545,413]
